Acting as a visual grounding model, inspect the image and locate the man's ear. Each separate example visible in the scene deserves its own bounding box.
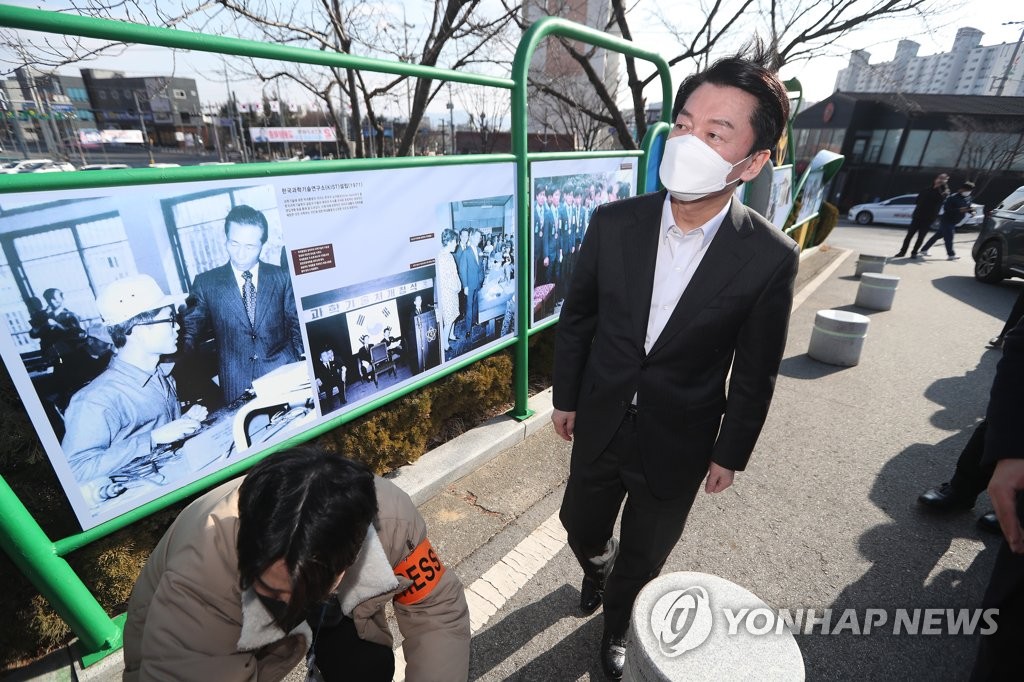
[739,149,771,182]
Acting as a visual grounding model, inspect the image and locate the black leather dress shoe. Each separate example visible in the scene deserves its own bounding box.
[977,511,1001,535]
[600,634,626,680]
[580,576,604,615]
[918,482,975,511]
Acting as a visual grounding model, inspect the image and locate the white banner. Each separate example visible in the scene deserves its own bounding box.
[98,129,144,144]
[0,163,515,529]
[250,126,338,143]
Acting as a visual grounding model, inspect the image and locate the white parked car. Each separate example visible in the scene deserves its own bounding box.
[0,159,75,174]
[80,163,131,171]
[847,193,985,228]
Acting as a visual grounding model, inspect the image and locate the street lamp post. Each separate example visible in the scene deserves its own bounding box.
[446,82,455,155]
[132,89,154,164]
[995,21,1024,97]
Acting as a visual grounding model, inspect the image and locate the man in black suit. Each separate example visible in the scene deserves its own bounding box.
[313,347,346,408]
[552,49,799,680]
[183,205,303,405]
[972,317,1024,680]
[455,228,485,335]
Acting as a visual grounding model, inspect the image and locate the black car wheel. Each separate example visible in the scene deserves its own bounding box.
[855,211,873,225]
[974,241,1004,283]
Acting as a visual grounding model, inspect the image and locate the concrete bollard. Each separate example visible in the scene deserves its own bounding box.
[854,254,887,278]
[855,272,900,311]
[624,571,804,681]
[808,309,870,366]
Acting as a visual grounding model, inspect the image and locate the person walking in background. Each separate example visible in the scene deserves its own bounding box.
[895,173,949,258]
[435,229,462,354]
[921,181,976,261]
[552,48,798,680]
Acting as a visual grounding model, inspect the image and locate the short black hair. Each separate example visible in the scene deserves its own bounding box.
[960,181,976,191]
[225,204,269,243]
[237,447,378,631]
[672,42,790,155]
[43,288,61,305]
[441,228,458,246]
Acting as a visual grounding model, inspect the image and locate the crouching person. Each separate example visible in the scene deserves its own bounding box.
[123,446,470,681]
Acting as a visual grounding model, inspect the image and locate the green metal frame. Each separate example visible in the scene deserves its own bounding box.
[0,4,672,665]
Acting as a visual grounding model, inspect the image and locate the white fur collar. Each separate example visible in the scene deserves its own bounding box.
[337,524,400,616]
[237,586,313,651]
[235,524,398,651]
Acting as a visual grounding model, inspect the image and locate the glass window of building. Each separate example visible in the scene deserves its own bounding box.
[920,131,967,167]
[165,187,284,288]
[879,129,903,165]
[899,130,930,167]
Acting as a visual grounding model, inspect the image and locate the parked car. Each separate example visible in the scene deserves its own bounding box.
[32,160,77,173]
[847,193,985,228]
[79,163,131,171]
[972,186,1024,283]
[0,158,75,174]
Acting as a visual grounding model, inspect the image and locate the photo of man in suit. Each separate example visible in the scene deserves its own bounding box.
[183,204,303,405]
[313,347,346,411]
[455,228,485,336]
[551,48,799,680]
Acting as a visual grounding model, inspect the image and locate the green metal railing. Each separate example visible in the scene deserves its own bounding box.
[0,4,672,664]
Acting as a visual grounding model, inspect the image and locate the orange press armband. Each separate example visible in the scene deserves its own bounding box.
[394,538,446,605]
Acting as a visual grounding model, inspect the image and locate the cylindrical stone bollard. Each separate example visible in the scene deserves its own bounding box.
[854,254,887,278]
[855,272,900,311]
[808,309,870,366]
[624,571,804,682]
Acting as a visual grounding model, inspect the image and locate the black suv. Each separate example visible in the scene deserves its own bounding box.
[973,186,1024,283]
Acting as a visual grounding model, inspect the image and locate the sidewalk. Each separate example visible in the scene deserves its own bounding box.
[7,231,1020,681]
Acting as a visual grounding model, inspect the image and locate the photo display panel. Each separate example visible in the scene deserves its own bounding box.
[529,157,638,325]
[0,162,516,529]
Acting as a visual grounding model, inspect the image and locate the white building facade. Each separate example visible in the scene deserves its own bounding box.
[834,27,1024,97]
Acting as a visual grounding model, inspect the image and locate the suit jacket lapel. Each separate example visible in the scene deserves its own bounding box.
[253,264,278,330]
[622,192,665,354]
[647,199,757,358]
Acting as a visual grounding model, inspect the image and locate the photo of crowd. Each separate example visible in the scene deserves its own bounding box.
[531,159,638,324]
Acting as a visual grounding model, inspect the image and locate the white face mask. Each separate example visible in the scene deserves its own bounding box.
[659,134,752,202]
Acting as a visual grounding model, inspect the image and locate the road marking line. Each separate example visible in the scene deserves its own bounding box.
[792,248,854,312]
[393,510,567,681]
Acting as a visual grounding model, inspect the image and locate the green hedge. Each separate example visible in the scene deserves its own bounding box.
[0,329,556,670]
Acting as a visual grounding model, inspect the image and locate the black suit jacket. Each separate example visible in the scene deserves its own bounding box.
[983,316,1024,468]
[183,262,303,403]
[553,191,799,498]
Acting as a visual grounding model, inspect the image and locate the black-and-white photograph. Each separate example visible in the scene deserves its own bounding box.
[531,158,638,324]
[0,181,316,527]
[439,194,516,362]
[302,271,439,414]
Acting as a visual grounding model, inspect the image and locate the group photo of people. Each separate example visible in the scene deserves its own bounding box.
[0,183,317,525]
[531,164,636,324]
